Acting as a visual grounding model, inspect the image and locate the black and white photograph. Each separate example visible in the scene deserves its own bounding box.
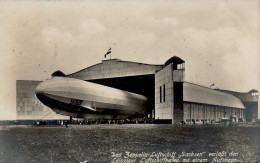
[0,0,259,162]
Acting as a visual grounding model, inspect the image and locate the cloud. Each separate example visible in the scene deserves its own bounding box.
[126,31,155,46]
[80,18,106,34]
[162,17,179,26]
[41,18,107,48]
[40,18,107,57]
[41,26,74,50]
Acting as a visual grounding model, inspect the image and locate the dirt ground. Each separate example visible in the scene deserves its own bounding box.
[0,124,259,163]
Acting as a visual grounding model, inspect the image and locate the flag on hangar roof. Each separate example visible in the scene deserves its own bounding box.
[104,47,111,58]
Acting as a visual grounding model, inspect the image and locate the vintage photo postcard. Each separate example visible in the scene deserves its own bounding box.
[0,0,259,162]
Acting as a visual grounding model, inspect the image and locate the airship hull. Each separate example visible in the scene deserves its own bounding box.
[35,77,148,119]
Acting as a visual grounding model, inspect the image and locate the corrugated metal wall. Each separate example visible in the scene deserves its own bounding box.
[183,102,245,123]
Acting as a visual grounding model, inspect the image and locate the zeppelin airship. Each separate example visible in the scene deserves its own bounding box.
[35,74,148,119]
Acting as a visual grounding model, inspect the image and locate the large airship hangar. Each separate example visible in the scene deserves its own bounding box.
[16,56,259,124]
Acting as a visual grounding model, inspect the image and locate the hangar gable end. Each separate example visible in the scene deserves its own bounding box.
[66,59,164,80]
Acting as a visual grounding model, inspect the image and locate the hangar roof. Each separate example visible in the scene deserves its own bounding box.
[184,82,245,109]
[165,56,185,66]
[216,88,259,102]
[66,59,163,80]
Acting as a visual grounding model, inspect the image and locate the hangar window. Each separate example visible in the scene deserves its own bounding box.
[160,85,166,103]
[163,84,166,102]
[160,86,162,103]
[251,92,258,96]
[159,85,166,103]
[177,63,185,70]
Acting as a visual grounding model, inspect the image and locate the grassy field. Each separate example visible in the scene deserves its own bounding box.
[0,124,259,163]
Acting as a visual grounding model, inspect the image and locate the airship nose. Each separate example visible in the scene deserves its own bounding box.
[35,77,70,96]
[35,82,45,95]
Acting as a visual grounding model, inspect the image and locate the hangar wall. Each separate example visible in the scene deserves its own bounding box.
[155,64,174,122]
[216,89,259,122]
[183,103,244,123]
[181,82,246,124]
[155,57,186,124]
[244,102,258,122]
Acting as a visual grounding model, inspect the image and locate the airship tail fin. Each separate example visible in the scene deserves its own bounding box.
[86,106,97,112]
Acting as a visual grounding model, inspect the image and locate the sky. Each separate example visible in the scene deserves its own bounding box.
[0,0,259,120]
